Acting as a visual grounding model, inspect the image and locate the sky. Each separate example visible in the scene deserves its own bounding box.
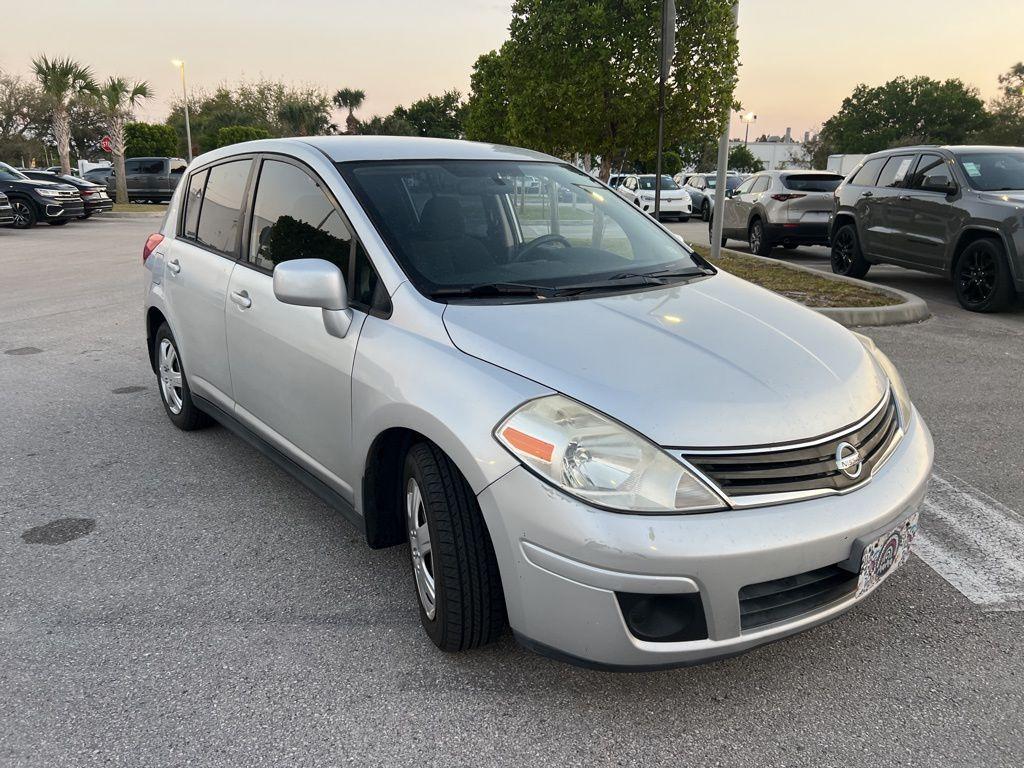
[3,0,1022,141]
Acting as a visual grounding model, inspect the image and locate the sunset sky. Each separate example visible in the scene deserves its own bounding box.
[4,0,1022,141]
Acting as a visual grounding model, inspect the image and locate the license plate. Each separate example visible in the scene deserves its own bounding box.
[802,211,829,223]
[856,512,918,598]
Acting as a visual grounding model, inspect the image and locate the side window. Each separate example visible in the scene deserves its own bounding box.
[733,177,756,196]
[124,160,142,174]
[248,159,351,275]
[750,176,770,194]
[850,157,886,186]
[195,159,251,254]
[876,154,915,188]
[910,154,951,190]
[182,169,208,239]
[352,242,390,312]
[139,159,164,174]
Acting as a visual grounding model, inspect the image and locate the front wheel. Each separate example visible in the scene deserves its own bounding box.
[9,199,36,229]
[701,200,711,222]
[830,223,871,278]
[954,239,1016,312]
[404,442,505,652]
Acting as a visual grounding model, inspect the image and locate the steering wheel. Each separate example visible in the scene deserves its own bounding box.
[512,233,572,263]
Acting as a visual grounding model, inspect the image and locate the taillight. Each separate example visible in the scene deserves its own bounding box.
[80,189,95,196]
[771,193,806,202]
[142,233,164,264]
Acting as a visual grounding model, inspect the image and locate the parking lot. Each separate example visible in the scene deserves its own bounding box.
[2,218,1023,767]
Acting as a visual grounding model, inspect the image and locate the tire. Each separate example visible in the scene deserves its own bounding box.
[708,218,728,248]
[953,238,1017,312]
[153,323,210,430]
[830,223,871,278]
[47,219,70,226]
[749,218,773,256]
[783,243,798,250]
[701,200,711,222]
[9,198,36,229]
[403,441,505,652]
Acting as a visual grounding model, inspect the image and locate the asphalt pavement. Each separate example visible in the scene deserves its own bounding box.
[1,218,1022,767]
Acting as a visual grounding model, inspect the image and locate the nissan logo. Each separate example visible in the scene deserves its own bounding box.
[835,442,863,479]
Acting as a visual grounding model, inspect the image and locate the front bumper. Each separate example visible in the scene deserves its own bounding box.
[640,197,691,218]
[34,195,85,220]
[0,204,12,225]
[479,408,933,669]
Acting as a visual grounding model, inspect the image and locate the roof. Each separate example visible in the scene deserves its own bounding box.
[296,135,558,163]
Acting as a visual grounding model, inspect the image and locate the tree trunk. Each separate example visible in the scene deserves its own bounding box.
[53,105,72,175]
[111,115,128,205]
[599,155,612,181]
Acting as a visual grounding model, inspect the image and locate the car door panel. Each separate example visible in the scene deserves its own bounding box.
[898,154,961,272]
[869,154,917,260]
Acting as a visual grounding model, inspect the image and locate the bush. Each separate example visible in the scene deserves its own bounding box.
[125,123,179,157]
[215,125,271,148]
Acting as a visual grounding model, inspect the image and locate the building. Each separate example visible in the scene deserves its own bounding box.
[731,127,811,170]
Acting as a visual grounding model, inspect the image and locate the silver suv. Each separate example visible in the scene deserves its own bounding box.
[713,170,843,255]
[143,137,932,669]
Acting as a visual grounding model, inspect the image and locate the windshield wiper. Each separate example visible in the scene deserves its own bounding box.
[429,282,553,299]
[553,268,710,297]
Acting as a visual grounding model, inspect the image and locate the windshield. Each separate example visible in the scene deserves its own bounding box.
[956,150,1024,191]
[706,176,744,191]
[638,175,679,191]
[339,160,704,299]
[0,162,28,181]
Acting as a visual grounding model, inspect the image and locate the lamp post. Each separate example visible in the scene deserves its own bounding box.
[710,0,740,261]
[171,60,193,163]
[653,0,676,220]
[741,111,757,146]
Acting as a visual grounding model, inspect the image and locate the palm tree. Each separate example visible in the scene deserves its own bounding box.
[332,88,366,134]
[96,77,153,204]
[31,55,98,175]
[277,98,325,137]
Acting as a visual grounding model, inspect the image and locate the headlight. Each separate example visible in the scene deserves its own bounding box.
[36,188,62,197]
[855,333,913,427]
[495,395,726,513]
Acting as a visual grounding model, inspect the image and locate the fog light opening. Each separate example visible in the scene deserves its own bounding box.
[616,592,708,643]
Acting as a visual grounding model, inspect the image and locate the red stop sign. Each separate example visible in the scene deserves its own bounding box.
[100,135,112,153]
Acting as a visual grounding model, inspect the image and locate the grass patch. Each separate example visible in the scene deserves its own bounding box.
[111,203,166,213]
[692,245,899,309]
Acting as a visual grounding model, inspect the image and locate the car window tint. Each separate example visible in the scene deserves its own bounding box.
[783,174,843,192]
[750,176,770,194]
[139,159,164,174]
[248,159,352,275]
[876,155,915,188]
[733,177,756,195]
[195,159,250,254]
[124,160,142,174]
[182,169,208,239]
[910,154,951,189]
[850,157,885,186]
[352,241,389,311]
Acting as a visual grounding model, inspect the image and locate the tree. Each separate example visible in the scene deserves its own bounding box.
[277,95,331,136]
[358,113,417,136]
[394,90,466,138]
[821,76,989,154]
[215,124,271,147]
[31,55,98,174]
[465,0,739,179]
[332,87,365,134]
[0,70,47,164]
[974,62,1024,146]
[125,122,179,157]
[728,144,763,173]
[96,77,152,204]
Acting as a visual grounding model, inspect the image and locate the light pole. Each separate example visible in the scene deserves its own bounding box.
[172,60,193,163]
[654,0,676,220]
[740,111,757,146]
[710,0,740,261]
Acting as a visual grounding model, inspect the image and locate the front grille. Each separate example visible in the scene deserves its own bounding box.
[683,392,900,500]
[739,564,857,630]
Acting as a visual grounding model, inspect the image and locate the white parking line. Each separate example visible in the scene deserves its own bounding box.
[914,467,1024,611]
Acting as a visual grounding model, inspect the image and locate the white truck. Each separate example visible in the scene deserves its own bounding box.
[826,154,867,176]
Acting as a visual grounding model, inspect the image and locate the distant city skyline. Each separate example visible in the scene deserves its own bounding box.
[3,0,1021,144]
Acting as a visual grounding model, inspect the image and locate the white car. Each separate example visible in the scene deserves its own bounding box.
[615,174,692,221]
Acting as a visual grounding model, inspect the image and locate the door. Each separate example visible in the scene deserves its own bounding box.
[162,158,253,410]
[123,159,143,199]
[225,156,368,498]
[723,176,757,235]
[868,153,917,259]
[137,158,166,200]
[899,153,961,271]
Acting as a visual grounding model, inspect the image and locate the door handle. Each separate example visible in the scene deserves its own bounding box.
[861,191,874,198]
[167,258,181,274]
[897,195,909,200]
[230,290,252,309]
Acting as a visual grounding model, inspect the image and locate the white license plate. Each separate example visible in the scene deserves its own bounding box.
[802,211,830,223]
[856,512,918,598]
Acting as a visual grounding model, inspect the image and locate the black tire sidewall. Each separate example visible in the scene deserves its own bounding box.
[403,449,449,647]
[750,219,771,256]
[154,323,207,430]
[955,240,1015,312]
[831,224,870,278]
[11,199,35,228]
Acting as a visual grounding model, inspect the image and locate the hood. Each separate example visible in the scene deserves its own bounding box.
[442,272,887,447]
[977,190,1024,205]
[12,178,74,191]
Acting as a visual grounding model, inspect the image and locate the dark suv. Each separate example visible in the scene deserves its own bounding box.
[831,145,1024,312]
[0,162,84,228]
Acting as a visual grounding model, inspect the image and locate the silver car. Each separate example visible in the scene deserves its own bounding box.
[143,137,932,669]
[713,170,844,255]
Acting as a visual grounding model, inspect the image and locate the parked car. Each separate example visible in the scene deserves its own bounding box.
[0,162,84,227]
[100,157,188,202]
[143,136,931,669]
[710,170,843,254]
[82,166,114,186]
[676,172,746,221]
[832,145,1024,312]
[614,174,692,220]
[0,191,14,226]
[20,170,113,218]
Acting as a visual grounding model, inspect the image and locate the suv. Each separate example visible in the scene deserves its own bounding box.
[0,162,84,227]
[143,136,931,669]
[832,145,1024,312]
[21,170,113,218]
[100,157,187,202]
[712,170,843,255]
[676,172,745,221]
[614,174,692,221]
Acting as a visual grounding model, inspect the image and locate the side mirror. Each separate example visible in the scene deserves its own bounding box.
[725,189,734,198]
[923,177,957,195]
[273,258,352,338]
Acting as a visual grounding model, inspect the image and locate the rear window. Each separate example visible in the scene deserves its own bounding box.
[782,174,842,192]
[850,157,885,186]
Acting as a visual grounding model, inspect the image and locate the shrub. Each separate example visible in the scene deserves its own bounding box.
[125,122,179,157]
[215,125,271,148]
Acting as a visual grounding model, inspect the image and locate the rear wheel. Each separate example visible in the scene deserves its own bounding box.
[749,218,773,256]
[954,239,1016,312]
[701,200,711,222]
[403,442,505,652]
[830,223,871,278]
[10,199,35,229]
[783,243,798,250]
[154,323,210,430]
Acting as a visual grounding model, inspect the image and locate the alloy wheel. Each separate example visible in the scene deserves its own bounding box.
[958,249,997,306]
[11,200,31,228]
[158,339,184,415]
[750,222,763,254]
[406,477,436,619]
[832,229,854,271]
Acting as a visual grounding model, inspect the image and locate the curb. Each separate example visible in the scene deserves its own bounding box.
[724,248,931,327]
[98,212,165,219]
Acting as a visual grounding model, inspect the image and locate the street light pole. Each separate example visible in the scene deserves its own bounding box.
[741,111,757,146]
[654,0,675,220]
[172,60,193,163]
[710,1,740,261]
